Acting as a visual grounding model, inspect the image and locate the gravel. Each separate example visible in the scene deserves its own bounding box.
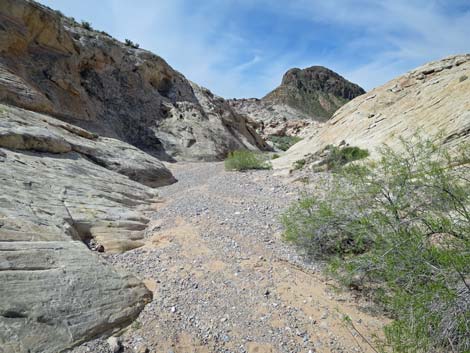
[69,162,383,353]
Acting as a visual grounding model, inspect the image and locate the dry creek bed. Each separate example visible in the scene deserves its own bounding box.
[71,162,386,353]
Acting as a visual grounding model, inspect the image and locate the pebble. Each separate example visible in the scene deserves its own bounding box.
[69,162,379,353]
[106,337,121,353]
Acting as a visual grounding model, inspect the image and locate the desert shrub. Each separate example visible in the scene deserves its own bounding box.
[459,75,468,82]
[324,145,369,170]
[81,21,92,30]
[125,39,140,49]
[224,150,271,171]
[271,153,280,159]
[269,135,302,151]
[293,159,306,170]
[282,135,470,352]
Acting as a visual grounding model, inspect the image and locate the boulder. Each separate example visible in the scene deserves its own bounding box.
[0,241,151,353]
[0,104,178,352]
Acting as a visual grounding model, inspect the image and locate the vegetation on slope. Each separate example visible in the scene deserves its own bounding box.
[224,150,272,171]
[324,145,369,170]
[282,135,470,352]
[268,135,302,151]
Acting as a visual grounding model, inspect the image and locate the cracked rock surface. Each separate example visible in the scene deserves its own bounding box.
[0,104,179,352]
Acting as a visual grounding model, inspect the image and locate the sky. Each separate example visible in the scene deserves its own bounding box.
[40,0,470,98]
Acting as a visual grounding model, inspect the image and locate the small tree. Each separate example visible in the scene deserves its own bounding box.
[125,39,140,49]
[80,21,92,30]
[282,134,470,352]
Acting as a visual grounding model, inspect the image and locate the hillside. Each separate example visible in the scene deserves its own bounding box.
[0,0,267,161]
[264,66,365,120]
[273,54,470,170]
[229,66,364,140]
[0,0,269,351]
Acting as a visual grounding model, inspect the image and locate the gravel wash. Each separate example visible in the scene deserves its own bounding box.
[70,162,385,353]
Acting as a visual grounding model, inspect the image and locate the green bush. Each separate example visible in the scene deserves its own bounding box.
[293,159,306,170]
[269,135,302,151]
[271,153,281,160]
[324,145,369,170]
[81,21,92,30]
[125,39,140,49]
[282,135,470,352]
[224,150,271,171]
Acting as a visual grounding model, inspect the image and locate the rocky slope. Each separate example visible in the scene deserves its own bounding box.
[264,66,365,120]
[229,67,364,139]
[273,54,470,170]
[0,0,267,161]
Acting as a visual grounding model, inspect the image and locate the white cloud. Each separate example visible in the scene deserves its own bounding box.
[272,0,470,89]
[40,0,470,97]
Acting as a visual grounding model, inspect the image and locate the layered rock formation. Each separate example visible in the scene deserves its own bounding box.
[154,82,266,160]
[0,0,270,350]
[0,0,267,161]
[0,103,182,352]
[229,66,364,140]
[273,54,470,170]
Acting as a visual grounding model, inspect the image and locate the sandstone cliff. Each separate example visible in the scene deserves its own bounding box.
[273,54,470,170]
[0,0,267,161]
[0,103,177,352]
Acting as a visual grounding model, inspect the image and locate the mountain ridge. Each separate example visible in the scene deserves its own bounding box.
[228,66,365,141]
[264,65,365,120]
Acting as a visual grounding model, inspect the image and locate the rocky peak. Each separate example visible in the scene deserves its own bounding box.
[279,66,366,100]
[228,66,364,144]
[263,66,365,120]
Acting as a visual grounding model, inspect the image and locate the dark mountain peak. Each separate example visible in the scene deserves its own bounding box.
[280,66,366,101]
[263,66,365,120]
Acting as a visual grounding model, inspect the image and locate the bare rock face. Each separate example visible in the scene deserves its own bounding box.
[0,0,266,161]
[154,82,269,160]
[228,98,318,139]
[0,241,151,353]
[0,104,182,352]
[273,55,470,170]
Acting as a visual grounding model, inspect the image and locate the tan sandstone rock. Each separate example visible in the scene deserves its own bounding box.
[0,104,180,352]
[273,54,470,170]
[0,0,267,161]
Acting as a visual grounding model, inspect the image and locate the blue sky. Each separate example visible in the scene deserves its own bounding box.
[40,0,470,98]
